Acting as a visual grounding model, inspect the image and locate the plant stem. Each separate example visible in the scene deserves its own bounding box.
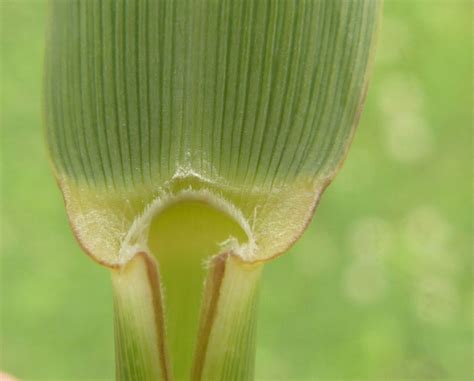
[111,253,171,381]
[112,198,263,380]
[193,254,263,381]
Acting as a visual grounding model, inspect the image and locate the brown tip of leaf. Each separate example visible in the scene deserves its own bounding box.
[191,252,229,380]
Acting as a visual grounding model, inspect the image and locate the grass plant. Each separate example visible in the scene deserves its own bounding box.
[44,1,382,379]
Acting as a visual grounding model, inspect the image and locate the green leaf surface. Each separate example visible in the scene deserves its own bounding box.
[45,0,381,265]
[45,0,380,190]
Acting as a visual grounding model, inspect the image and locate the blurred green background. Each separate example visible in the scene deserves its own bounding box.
[1,1,472,380]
